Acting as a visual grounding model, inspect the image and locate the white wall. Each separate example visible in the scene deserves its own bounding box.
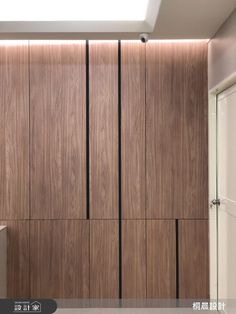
[208,9,236,90]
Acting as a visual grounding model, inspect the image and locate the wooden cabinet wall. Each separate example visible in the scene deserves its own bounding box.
[0,41,209,300]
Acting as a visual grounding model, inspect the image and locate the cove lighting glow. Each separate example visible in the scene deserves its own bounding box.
[0,0,149,21]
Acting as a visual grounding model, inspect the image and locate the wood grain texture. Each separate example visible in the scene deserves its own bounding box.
[181,43,208,219]
[146,42,183,219]
[121,42,146,219]
[0,220,29,298]
[89,42,118,219]
[179,219,209,299]
[146,42,208,219]
[122,220,146,298]
[30,41,86,219]
[30,220,89,298]
[0,42,29,219]
[90,220,119,298]
[147,220,176,298]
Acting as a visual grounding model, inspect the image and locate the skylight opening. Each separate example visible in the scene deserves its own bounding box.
[0,0,149,21]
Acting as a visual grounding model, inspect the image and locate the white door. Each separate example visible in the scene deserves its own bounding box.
[217,84,236,300]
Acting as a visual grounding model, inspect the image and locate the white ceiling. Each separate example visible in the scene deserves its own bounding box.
[152,0,236,39]
[0,0,235,39]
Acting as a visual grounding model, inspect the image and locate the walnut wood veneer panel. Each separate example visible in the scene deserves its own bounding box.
[0,42,29,219]
[122,220,146,298]
[146,42,208,219]
[146,42,183,219]
[147,220,176,298]
[121,42,146,219]
[30,220,89,298]
[89,42,118,219]
[30,41,86,219]
[90,220,119,298]
[179,219,209,299]
[0,220,30,298]
[181,43,208,219]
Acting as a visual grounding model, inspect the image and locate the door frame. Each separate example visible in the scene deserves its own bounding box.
[208,71,236,300]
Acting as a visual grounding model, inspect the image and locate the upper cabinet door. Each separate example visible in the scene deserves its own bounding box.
[0,42,29,220]
[146,42,208,219]
[30,41,86,219]
[89,42,118,219]
[146,42,182,219]
[121,42,146,219]
[181,42,208,219]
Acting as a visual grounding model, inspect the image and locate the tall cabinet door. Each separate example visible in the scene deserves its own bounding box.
[146,42,183,219]
[181,43,208,219]
[121,41,146,219]
[0,42,29,220]
[30,41,86,219]
[89,42,118,219]
[146,42,208,219]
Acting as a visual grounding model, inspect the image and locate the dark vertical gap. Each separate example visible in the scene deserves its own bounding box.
[88,216,91,299]
[28,40,31,298]
[86,40,91,298]
[176,219,179,300]
[144,41,148,299]
[86,40,90,220]
[118,40,122,300]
